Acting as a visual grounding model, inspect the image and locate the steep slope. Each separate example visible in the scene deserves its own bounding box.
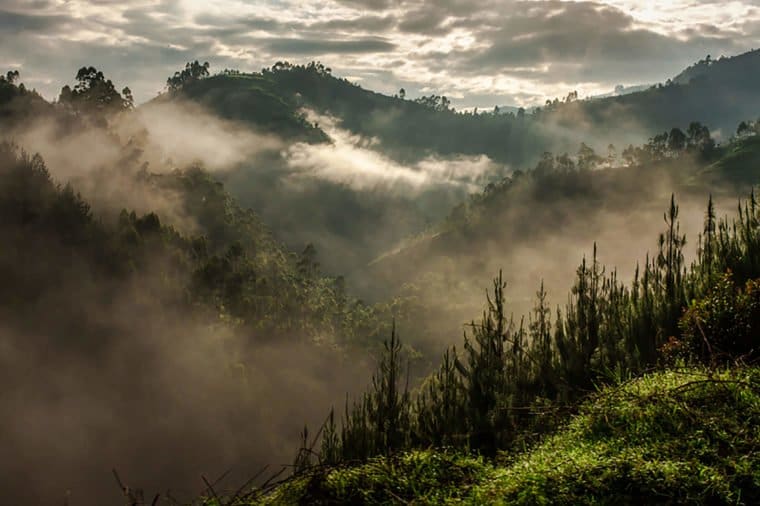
[154,72,328,143]
[256,367,760,505]
[550,49,760,142]
[671,51,760,86]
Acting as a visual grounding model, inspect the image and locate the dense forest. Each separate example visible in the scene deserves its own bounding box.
[2,47,760,505]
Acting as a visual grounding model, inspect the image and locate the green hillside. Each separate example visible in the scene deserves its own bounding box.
[254,367,760,505]
[165,51,760,168]
[157,70,328,143]
[222,126,760,505]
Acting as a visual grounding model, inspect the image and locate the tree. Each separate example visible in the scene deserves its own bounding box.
[166,61,210,91]
[414,94,451,112]
[58,66,131,115]
[667,128,687,154]
[122,87,134,109]
[1,70,20,85]
[297,243,319,278]
[647,132,669,159]
[622,144,638,166]
[686,121,715,156]
[606,144,617,166]
[577,142,601,171]
[737,121,755,138]
[398,88,406,100]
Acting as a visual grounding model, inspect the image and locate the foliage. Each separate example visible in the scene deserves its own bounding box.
[301,325,412,465]
[269,450,491,505]
[258,368,760,505]
[167,60,211,91]
[159,67,327,142]
[305,162,760,470]
[678,272,760,365]
[0,70,51,125]
[472,368,760,505]
[59,66,132,118]
[0,143,390,350]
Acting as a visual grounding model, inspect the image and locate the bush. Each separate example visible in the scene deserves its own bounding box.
[678,272,760,364]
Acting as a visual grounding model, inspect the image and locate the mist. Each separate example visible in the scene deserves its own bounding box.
[367,156,746,357]
[2,47,759,506]
[0,261,370,505]
[221,111,509,287]
[285,112,502,193]
[0,100,378,505]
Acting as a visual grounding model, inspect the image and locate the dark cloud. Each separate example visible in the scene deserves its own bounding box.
[264,37,396,55]
[397,8,449,35]
[0,9,66,33]
[311,15,396,33]
[333,0,399,8]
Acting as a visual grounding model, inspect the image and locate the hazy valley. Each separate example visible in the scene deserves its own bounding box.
[3,5,760,503]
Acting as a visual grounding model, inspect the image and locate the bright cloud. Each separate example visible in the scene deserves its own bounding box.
[285,112,501,191]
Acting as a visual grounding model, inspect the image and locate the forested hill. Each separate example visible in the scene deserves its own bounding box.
[162,51,760,167]
[362,122,760,354]
[0,71,58,126]
[672,50,760,86]
[154,69,328,143]
[546,49,760,143]
[0,73,401,504]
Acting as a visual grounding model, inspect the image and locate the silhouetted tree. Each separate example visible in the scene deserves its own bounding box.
[166,61,210,91]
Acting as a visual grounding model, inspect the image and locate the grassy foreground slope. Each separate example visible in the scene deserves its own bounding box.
[253,367,760,505]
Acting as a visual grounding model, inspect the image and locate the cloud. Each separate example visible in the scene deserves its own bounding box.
[445,1,742,81]
[283,111,502,192]
[1,1,759,107]
[263,37,397,55]
[0,9,65,33]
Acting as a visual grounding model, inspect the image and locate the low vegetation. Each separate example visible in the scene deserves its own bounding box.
[199,367,760,504]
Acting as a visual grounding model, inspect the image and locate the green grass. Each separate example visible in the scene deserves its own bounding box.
[243,367,760,505]
[257,451,492,505]
[472,368,760,505]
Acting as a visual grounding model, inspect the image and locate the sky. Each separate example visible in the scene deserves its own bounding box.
[1,0,759,108]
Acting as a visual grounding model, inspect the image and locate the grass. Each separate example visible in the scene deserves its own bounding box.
[239,367,760,505]
[472,368,760,505]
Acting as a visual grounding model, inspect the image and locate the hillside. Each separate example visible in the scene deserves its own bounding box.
[377,132,752,253]
[143,52,760,289]
[548,49,760,142]
[157,71,328,143]
[165,50,760,168]
[231,367,760,504]
[0,129,392,505]
[3,51,760,505]
[5,1,760,503]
